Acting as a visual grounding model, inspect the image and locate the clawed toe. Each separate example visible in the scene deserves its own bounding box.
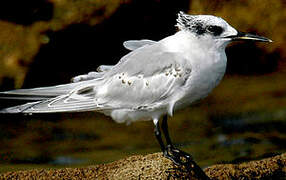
[154,116,209,179]
[163,146,192,165]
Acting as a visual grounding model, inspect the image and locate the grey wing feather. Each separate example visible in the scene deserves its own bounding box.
[71,65,113,83]
[0,80,95,101]
[71,72,104,83]
[99,43,192,112]
[0,95,100,113]
[0,101,42,113]
[0,80,104,114]
[105,42,191,77]
[123,39,156,51]
[97,65,113,72]
[71,39,156,83]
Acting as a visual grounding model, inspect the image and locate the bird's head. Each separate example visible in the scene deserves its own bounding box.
[176,11,272,48]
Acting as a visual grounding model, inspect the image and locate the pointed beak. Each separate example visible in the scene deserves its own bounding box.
[225,31,272,42]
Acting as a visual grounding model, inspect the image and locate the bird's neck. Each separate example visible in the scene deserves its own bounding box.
[162,30,227,64]
[162,30,227,92]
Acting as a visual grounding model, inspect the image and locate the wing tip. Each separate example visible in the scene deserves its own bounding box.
[0,107,22,114]
[0,101,41,114]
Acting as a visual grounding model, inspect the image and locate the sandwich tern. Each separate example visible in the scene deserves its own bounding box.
[0,11,271,165]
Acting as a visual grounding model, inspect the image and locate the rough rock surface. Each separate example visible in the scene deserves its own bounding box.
[1,152,285,179]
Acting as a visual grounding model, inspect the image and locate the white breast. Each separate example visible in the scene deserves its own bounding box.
[162,31,228,110]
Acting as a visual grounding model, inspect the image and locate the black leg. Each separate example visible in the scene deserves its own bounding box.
[159,115,210,179]
[154,119,165,152]
[161,115,192,165]
[162,115,172,146]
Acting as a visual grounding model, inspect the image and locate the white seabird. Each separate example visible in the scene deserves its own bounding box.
[0,11,271,165]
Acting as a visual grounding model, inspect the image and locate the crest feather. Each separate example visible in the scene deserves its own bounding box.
[176,11,194,30]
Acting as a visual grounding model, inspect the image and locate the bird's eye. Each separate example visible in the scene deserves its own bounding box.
[207,25,223,36]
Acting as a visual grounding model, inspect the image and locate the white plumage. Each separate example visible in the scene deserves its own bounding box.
[0,12,271,127]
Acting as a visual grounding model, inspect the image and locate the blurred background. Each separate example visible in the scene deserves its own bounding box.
[0,0,285,173]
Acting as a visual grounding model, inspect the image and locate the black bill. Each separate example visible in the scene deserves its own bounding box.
[225,31,272,42]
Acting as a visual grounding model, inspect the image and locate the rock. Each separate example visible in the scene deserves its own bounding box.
[205,152,286,179]
[1,152,285,179]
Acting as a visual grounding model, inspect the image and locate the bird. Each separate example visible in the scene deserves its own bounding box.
[0,11,271,165]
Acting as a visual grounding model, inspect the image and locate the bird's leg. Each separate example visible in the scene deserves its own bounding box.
[154,116,210,179]
[154,119,165,152]
[161,115,172,147]
[161,115,192,165]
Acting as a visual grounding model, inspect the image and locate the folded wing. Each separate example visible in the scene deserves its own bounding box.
[0,41,192,115]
